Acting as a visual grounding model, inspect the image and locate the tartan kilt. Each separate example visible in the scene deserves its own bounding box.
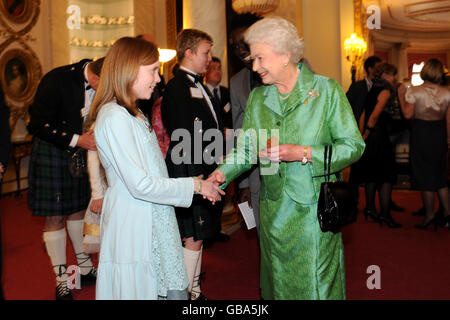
[28,138,91,216]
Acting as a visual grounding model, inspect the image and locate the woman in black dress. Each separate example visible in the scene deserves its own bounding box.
[358,62,401,228]
[398,58,450,230]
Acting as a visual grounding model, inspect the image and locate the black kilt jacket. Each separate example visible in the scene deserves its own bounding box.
[27,59,91,150]
[161,68,225,240]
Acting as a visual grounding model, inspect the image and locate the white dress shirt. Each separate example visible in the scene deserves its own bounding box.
[69,62,95,148]
[180,66,218,127]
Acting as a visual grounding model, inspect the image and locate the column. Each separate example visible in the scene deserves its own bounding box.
[397,43,410,82]
[183,0,228,85]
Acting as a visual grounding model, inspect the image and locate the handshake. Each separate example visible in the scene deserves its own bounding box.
[194,170,227,205]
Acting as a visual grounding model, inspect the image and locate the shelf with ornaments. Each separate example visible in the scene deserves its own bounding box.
[68,0,134,62]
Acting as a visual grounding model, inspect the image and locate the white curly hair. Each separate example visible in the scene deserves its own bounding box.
[244,16,304,64]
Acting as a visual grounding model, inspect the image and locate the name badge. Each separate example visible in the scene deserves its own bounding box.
[80,106,89,118]
[190,87,203,99]
[223,102,231,113]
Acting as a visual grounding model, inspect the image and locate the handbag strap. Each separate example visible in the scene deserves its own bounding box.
[324,145,333,182]
[324,145,329,182]
[328,145,332,179]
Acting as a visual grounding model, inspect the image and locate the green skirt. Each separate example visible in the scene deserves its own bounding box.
[259,192,346,300]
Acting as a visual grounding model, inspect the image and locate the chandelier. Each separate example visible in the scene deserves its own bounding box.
[232,0,280,14]
[344,33,367,83]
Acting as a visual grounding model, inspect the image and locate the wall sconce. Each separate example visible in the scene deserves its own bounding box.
[344,33,367,83]
[158,48,176,74]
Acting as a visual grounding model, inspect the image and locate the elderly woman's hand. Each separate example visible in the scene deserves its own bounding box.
[207,170,226,186]
[259,144,311,163]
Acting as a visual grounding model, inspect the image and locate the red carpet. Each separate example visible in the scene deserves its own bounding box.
[1,189,449,300]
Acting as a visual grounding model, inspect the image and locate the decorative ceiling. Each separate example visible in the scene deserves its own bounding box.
[363,0,450,51]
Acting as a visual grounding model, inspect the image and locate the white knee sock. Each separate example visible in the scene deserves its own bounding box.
[183,247,201,298]
[43,228,67,284]
[191,246,203,299]
[66,219,93,275]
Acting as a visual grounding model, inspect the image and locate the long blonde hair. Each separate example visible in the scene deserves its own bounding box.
[86,37,159,128]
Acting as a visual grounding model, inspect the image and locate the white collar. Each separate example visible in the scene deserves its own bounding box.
[83,62,90,83]
[179,66,197,75]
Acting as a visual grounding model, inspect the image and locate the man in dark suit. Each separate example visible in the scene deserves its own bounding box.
[205,57,231,129]
[229,13,263,236]
[204,56,232,243]
[161,29,224,300]
[346,55,382,124]
[27,58,103,300]
[0,84,11,300]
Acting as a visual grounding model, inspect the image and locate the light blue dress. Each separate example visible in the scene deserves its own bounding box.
[94,102,194,300]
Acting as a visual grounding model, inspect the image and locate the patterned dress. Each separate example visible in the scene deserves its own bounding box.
[94,102,194,299]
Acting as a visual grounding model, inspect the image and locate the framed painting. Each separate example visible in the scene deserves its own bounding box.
[0,48,40,102]
[0,0,33,24]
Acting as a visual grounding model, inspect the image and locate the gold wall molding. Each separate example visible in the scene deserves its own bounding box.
[353,0,363,36]
[51,0,70,68]
[166,0,177,50]
[0,0,40,37]
[165,0,177,80]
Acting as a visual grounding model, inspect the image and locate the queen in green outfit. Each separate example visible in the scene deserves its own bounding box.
[208,17,365,299]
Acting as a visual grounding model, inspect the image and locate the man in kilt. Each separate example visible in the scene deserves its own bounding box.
[27,58,103,300]
[161,29,225,300]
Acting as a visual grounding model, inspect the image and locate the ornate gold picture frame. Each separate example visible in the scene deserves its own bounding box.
[0,48,40,102]
[0,0,34,24]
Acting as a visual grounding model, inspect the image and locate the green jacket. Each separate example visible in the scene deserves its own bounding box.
[219,63,365,204]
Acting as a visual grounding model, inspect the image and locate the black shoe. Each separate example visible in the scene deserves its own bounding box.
[55,281,73,300]
[390,201,405,212]
[444,215,450,230]
[190,272,206,300]
[215,232,230,242]
[191,293,208,301]
[80,268,97,286]
[412,207,425,216]
[363,208,379,222]
[379,215,402,228]
[415,217,439,231]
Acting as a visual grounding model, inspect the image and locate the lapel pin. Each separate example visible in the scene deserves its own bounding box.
[307,89,320,99]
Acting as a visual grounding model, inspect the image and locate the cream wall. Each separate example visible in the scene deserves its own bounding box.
[134,0,168,49]
[183,0,228,86]
[301,0,354,91]
[339,0,356,92]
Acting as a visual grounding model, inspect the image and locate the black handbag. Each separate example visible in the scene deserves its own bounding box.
[317,145,358,233]
[68,148,88,178]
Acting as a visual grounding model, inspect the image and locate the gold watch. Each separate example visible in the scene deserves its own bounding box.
[301,146,308,165]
